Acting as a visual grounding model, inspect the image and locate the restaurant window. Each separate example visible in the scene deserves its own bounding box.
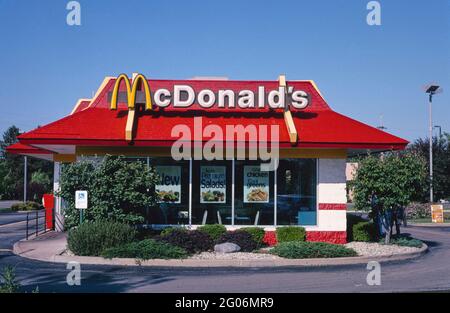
[235,161,274,225]
[277,159,317,226]
[147,158,190,225]
[192,160,232,225]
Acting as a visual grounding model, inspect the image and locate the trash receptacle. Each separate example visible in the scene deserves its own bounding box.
[42,194,54,230]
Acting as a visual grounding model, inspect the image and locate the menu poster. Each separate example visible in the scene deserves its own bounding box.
[155,166,181,203]
[244,166,269,203]
[200,166,226,203]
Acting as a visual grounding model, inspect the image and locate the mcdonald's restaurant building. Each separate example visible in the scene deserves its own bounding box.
[7,74,408,244]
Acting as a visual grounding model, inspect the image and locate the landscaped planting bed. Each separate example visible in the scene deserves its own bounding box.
[65,222,424,261]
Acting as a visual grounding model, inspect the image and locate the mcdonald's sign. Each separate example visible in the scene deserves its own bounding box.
[110,73,152,111]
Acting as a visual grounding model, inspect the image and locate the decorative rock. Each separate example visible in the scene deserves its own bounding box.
[344,242,421,257]
[214,242,241,253]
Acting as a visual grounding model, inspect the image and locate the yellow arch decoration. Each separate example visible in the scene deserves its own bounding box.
[130,73,152,110]
[110,74,132,110]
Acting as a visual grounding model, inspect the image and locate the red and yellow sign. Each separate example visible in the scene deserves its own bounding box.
[431,204,444,223]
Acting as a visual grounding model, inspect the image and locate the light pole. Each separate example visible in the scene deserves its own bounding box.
[423,84,443,203]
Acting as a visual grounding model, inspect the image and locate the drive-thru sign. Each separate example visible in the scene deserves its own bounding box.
[75,191,88,209]
[75,190,88,224]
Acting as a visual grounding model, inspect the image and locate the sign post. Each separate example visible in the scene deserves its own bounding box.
[75,190,88,224]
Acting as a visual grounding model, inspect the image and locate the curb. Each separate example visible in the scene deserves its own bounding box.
[407,223,450,227]
[14,239,428,268]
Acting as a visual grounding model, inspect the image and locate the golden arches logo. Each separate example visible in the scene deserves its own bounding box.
[110,73,152,110]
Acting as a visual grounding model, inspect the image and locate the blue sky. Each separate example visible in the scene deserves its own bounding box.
[0,0,448,142]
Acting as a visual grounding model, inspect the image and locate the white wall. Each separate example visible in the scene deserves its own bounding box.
[53,162,64,232]
[316,158,347,231]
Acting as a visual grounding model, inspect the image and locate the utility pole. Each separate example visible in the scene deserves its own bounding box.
[23,156,28,202]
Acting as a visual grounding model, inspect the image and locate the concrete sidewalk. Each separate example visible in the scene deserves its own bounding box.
[13,231,428,268]
[13,231,67,262]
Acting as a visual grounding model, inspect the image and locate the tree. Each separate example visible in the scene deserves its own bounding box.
[0,126,23,200]
[29,171,52,202]
[351,151,427,243]
[58,155,159,229]
[0,125,53,201]
[408,133,450,202]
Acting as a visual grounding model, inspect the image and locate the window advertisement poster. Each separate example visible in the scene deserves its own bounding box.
[155,166,181,203]
[244,166,269,203]
[200,166,226,203]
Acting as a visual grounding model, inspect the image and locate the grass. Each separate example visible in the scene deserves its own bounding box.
[408,212,450,224]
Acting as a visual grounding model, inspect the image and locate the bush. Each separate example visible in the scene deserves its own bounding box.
[271,241,357,259]
[10,201,42,211]
[216,231,257,252]
[101,239,188,260]
[160,227,187,238]
[352,222,378,242]
[157,229,213,254]
[276,226,306,243]
[240,227,266,247]
[198,224,227,240]
[380,234,423,248]
[0,266,21,293]
[405,202,431,220]
[346,214,367,241]
[58,156,159,229]
[67,220,136,256]
[263,231,277,246]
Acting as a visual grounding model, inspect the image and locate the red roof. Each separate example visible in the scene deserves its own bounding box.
[72,100,91,114]
[16,77,408,151]
[6,143,52,155]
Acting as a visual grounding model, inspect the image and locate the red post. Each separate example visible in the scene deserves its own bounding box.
[42,194,54,230]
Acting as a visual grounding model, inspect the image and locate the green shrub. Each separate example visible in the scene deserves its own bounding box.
[197,224,227,240]
[381,234,423,248]
[10,201,42,212]
[271,241,357,259]
[216,231,257,252]
[58,156,160,229]
[240,227,266,247]
[68,220,136,256]
[101,239,188,260]
[276,226,306,243]
[0,266,21,293]
[346,214,367,241]
[160,227,187,238]
[352,222,378,242]
[157,229,214,254]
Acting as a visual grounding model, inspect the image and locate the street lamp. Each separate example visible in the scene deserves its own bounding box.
[423,84,443,203]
